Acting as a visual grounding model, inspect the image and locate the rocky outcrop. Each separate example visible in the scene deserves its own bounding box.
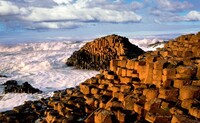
[2,80,42,94]
[66,34,144,70]
[0,98,49,123]
[148,41,168,48]
[0,75,7,78]
[44,32,200,123]
[1,32,200,123]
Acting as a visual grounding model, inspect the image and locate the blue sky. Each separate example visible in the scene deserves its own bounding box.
[0,0,200,44]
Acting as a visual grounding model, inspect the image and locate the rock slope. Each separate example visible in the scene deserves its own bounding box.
[66,34,144,70]
[0,32,200,123]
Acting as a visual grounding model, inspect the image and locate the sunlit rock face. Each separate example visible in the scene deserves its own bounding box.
[66,34,145,70]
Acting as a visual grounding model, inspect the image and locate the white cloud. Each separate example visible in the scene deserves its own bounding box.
[0,1,29,17]
[156,0,192,11]
[152,10,200,22]
[150,0,199,22]
[23,6,142,23]
[0,0,142,29]
[28,22,83,29]
[0,1,20,15]
[53,0,74,5]
[184,11,200,21]
[21,1,142,23]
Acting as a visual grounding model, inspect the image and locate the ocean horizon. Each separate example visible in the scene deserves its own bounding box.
[0,31,192,46]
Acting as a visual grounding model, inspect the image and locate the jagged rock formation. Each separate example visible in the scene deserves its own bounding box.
[66,34,144,70]
[2,80,42,94]
[0,32,200,123]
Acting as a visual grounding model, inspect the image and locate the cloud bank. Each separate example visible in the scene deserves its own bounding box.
[0,0,142,29]
[150,0,200,22]
[0,0,199,30]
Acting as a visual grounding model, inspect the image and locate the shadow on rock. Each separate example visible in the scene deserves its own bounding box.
[2,80,42,94]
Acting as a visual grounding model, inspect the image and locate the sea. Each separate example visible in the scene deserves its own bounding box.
[0,39,164,112]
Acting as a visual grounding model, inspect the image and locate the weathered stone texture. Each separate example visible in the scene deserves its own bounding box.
[1,32,200,123]
[66,34,144,70]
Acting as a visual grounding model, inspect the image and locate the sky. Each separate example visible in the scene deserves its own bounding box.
[0,0,200,44]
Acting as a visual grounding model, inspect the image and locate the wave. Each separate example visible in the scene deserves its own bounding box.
[0,38,164,112]
[129,38,164,51]
[0,41,87,53]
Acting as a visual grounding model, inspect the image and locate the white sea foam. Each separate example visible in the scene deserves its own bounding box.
[129,38,164,51]
[0,39,164,112]
[0,41,98,112]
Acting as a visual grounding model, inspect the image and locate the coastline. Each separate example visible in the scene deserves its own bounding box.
[0,33,200,122]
